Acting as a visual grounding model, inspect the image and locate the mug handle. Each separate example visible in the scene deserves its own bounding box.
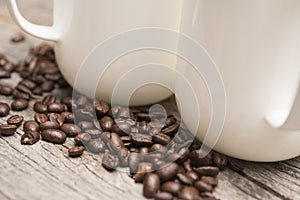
[5,0,59,41]
[266,82,300,130]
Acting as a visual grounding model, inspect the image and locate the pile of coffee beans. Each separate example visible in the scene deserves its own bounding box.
[0,43,243,200]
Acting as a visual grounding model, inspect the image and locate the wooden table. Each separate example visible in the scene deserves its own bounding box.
[0,1,299,199]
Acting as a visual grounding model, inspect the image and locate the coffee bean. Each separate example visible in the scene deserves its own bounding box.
[99,116,114,131]
[112,122,131,136]
[0,85,13,96]
[212,153,228,170]
[154,192,173,200]
[143,173,160,198]
[78,121,94,130]
[34,113,48,124]
[156,163,179,182]
[129,152,141,173]
[0,124,17,136]
[61,96,72,110]
[163,115,177,128]
[47,102,65,113]
[161,123,179,137]
[74,133,91,146]
[23,120,39,133]
[109,132,125,150]
[42,95,56,105]
[149,144,165,153]
[7,115,24,126]
[41,81,54,92]
[102,153,119,171]
[64,113,75,123]
[132,134,153,147]
[0,102,10,117]
[185,171,199,182]
[48,113,64,126]
[19,79,36,90]
[85,129,101,139]
[11,99,29,111]
[194,166,220,177]
[61,124,81,137]
[21,131,40,145]
[152,132,171,146]
[33,102,48,113]
[85,138,106,153]
[68,146,85,157]
[201,176,218,187]
[179,186,200,200]
[133,162,153,182]
[177,173,193,185]
[16,84,32,95]
[117,148,130,167]
[94,99,109,117]
[0,70,11,79]
[11,32,25,43]
[39,121,60,131]
[118,107,130,119]
[190,149,212,167]
[195,180,213,192]
[32,87,43,95]
[161,181,182,195]
[41,129,67,144]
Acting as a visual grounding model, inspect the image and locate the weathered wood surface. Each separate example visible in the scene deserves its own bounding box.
[0,1,300,200]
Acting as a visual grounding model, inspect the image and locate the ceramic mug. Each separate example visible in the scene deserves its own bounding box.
[177,0,300,161]
[6,0,183,105]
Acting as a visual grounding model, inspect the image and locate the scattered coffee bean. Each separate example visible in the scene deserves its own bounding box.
[78,121,93,130]
[102,153,119,171]
[74,133,91,146]
[99,116,114,131]
[129,152,141,173]
[179,186,200,200]
[12,89,30,100]
[132,134,153,147]
[33,102,48,113]
[156,163,179,182]
[143,173,160,198]
[39,121,60,131]
[133,162,153,182]
[61,123,81,137]
[21,131,40,145]
[47,102,65,113]
[112,121,131,136]
[94,99,109,117]
[42,95,56,105]
[161,123,179,137]
[117,148,130,167]
[41,129,67,144]
[34,113,48,124]
[68,146,85,157]
[161,181,182,195]
[41,81,54,92]
[152,132,171,146]
[185,171,199,182]
[7,115,24,126]
[0,85,13,96]
[85,138,106,153]
[177,173,193,185]
[0,124,17,136]
[0,102,10,117]
[11,99,29,111]
[23,120,39,133]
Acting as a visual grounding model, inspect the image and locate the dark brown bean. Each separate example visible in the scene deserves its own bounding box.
[41,129,67,144]
[32,86,43,95]
[201,176,218,187]
[213,152,228,170]
[39,121,60,131]
[47,102,65,113]
[61,124,81,137]
[132,134,153,147]
[94,99,109,117]
[154,192,173,200]
[143,173,160,198]
[41,81,54,92]
[102,153,119,171]
[23,120,39,133]
[129,152,141,173]
[156,163,179,182]
[11,32,25,43]
[117,148,130,167]
[118,107,130,118]
[42,95,56,105]
[112,122,131,136]
[161,123,179,137]
[19,79,36,90]
[179,187,200,200]
[0,102,10,117]
[133,162,153,182]
[177,173,193,185]
[34,113,48,124]
[99,116,114,131]
[78,121,94,130]
[110,132,125,150]
[161,181,182,195]
[3,62,15,72]
[12,89,30,100]
[7,115,24,126]
[48,113,64,126]
[33,102,48,113]
[0,124,17,136]
[68,146,85,157]
[64,113,75,123]
[74,133,91,146]
[85,129,101,139]
[11,99,28,111]
[189,149,212,167]
[16,84,32,95]
[163,115,177,128]
[0,85,13,96]
[152,132,171,146]
[85,138,106,153]
[21,131,40,145]
[195,180,213,192]
[194,166,220,177]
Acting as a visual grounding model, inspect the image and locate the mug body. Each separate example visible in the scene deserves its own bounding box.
[53,0,183,105]
[177,0,300,161]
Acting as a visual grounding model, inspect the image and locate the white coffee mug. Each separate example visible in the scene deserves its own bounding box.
[177,0,300,161]
[6,0,183,106]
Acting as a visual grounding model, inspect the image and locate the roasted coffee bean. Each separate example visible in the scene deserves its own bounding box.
[213,152,228,170]
[19,79,36,90]
[41,129,67,144]
[21,131,40,145]
[68,146,85,157]
[11,99,29,111]
[34,113,48,124]
[154,192,173,200]
[156,163,179,182]
[136,112,151,122]
[152,132,171,146]
[64,113,75,123]
[61,124,81,137]
[48,113,64,126]
[132,134,153,147]
[42,95,56,105]
[102,153,119,171]
[0,102,10,117]
[12,89,30,100]
[94,99,109,117]
[16,84,32,95]
[195,180,213,192]
[163,115,177,128]
[129,152,141,173]
[85,138,106,153]
[177,173,193,185]
[74,133,91,146]
[0,85,13,96]
[0,124,17,136]
[78,121,94,130]
[0,70,11,78]
[110,132,125,150]
[194,166,220,177]
[60,96,72,110]
[23,120,39,133]
[143,173,160,198]
[32,86,43,95]
[190,149,212,167]
[39,121,60,131]
[133,162,153,182]
[201,176,218,187]
[47,102,65,113]
[183,161,193,172]
[176,147,190,164]
[41,81,54,92]
[186,171,199,182]
[179,186,200,200]
[149,144,165,153]
[11,32,25,43]
[7,115,24,126]
[117,148,130,167]
[99,116,114,131]
[33,102,48,113]
[161,123,179,137]
[112,122,131,136]
[228,159,244,173]
[85,129,101,139]
[161,181,182,195]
